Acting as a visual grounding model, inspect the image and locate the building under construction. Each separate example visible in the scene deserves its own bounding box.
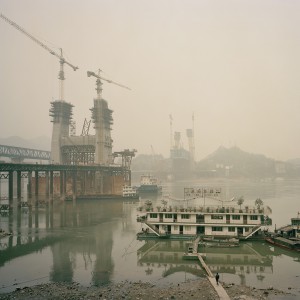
[169,115,195,179]
[49,71,135,197]
[0,13,135,199]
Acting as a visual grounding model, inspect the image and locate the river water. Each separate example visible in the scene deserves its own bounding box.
[0,177,299,298]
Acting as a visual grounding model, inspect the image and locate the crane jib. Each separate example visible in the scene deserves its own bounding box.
[0,13,78,72]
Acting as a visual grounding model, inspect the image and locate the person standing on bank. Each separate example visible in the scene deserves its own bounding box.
[215,272,220,285]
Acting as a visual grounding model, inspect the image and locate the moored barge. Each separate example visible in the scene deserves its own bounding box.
[265,213,300,252]
[137,199,272,240]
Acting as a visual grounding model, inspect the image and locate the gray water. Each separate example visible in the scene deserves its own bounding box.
[0,177,299,298]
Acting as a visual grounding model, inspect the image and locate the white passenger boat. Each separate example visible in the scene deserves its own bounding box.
[136,191,272,240]
[122,185,139,199]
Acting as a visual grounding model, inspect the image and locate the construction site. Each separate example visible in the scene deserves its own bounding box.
[0,13,136,200]
[0,12,197,199]
[168,114,196,179]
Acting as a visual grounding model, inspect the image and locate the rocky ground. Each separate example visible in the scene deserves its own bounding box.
[0,278,294,300]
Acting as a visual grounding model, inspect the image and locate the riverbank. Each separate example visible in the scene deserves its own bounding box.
[0,278,293,300]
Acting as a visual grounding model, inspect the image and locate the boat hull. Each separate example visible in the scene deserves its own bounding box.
[265,237,300,252]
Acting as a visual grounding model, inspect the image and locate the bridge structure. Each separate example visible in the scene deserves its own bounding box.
[0,162,129,203]
[0,145,51,162]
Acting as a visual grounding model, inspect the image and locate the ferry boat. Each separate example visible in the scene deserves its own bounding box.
[136,197,272,240]
[122,185,139,199]
[265,213,300,252]
[137,174,162,193]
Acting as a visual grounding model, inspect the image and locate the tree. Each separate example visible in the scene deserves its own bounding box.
[237,196,244,209]
[255,198,264,210]
[161,199,167,209]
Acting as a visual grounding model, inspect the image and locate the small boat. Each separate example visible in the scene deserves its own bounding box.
[123,185,139,199]
[200,237,239,247]
[265,213,300,252]
[202,237,239,244]
[137,174,162,193]
[199,241,239,248]
[265,236,300,252]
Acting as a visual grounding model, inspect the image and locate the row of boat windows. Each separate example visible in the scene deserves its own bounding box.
[211,227,248,232]
[149,213,259,220]
[169,226,248,232]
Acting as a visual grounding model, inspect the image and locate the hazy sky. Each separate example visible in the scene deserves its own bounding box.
[1,0,299,161]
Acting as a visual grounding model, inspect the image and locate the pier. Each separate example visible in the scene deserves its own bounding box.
[0,162,129,204]
[183,236,230,300]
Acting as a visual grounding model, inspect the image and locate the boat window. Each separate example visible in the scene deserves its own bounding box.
[232,215,241,220]
[149,213,158,218]
[165,214,172,218]
[181,214,190,219]
[212,226,223,231]
[211,215,223,219]
[250,215,258,220]
[228,227,235,232]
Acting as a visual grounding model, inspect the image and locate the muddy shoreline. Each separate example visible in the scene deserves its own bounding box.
[0,278,294,300]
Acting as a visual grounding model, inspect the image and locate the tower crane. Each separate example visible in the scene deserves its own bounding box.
[87,69,131,99]
[0,13,78,101]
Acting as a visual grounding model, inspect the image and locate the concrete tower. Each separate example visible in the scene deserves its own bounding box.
[91,98,113,165]
[186,128,195,169]
[49,100,73,163]
[87,69,130,165]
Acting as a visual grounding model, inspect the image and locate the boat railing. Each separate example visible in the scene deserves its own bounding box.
[138,205,265,214]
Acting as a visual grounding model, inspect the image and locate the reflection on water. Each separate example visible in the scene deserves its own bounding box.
[0,179,300,297]
[137,240,205,279]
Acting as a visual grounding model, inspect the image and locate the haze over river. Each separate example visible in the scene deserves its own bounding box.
[0,177,299,298]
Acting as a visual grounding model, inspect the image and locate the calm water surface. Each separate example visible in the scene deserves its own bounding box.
[0,178,299,298]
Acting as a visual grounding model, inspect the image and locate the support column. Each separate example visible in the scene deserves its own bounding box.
[45,171,50,201]
[35,171,39,196]
[50,171,54,199]
[28,171,32,199]
[63,171,67,194]
[60,171,64,198]
[17,171,22,204]
[8,171,13,204]
[60,171,66,200]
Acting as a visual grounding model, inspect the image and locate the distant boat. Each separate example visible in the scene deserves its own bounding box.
[137,174,162,193]
[122,185,139,199]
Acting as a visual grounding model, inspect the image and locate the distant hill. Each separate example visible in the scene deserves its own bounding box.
[132,146,300,178]
[0,136,51,151]
[287,157,300,165]
[195,146,295,178]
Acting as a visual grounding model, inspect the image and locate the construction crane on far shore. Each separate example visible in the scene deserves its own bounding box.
[87,69,131,100]
[0,13,78,101]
